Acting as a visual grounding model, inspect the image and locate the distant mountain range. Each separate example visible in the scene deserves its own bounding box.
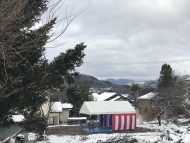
[75,74,158,88]
[107,78,157,88]
[75,74,113,88]
[143,80,157,88]
[74,74,190,96]
[74,74,157,94]
[106,75,190,88]
[106,79,134,85]
[75,74,132,93]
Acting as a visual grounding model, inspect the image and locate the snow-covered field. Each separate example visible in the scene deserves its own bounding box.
[41,119,190,143]
[135,120,190,143]
[48,133,128,143]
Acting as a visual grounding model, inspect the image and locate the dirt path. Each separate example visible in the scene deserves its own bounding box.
[47,125,87,135]
[46,125,155,136]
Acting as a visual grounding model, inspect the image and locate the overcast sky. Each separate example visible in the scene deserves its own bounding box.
[45,0,190,80]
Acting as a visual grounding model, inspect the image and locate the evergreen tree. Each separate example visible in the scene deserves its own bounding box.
[131,84,140,97]
[0,0,86,127]
[67,81,91,116]
[157,63,175,89]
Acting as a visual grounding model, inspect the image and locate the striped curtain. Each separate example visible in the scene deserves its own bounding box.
[112,114,136,131]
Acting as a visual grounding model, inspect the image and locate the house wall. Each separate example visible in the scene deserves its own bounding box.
[41,101,49,116]
[138,99,154,121]
[60,109,70,123]
[49,112,60,125]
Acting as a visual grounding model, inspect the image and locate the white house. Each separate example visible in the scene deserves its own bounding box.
[49,102,73,125]
[41,101,73,125]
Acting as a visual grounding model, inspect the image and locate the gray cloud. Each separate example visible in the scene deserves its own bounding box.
[46,0,190,80]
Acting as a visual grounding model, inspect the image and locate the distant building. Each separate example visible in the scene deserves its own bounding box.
[92,92,116,101]
[185,77,190,85]
[91,92,131,102]
[137,92,157,121]
[105,93,130,101]
[89,87,113,94]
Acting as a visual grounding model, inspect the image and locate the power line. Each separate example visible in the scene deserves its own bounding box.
[83,59,190,65]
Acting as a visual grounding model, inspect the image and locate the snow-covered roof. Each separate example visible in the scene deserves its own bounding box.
[121,94,129,98]
[110,96,120,101]
[138,92,156,100]
[80,101,136,115]
[92,92,116,101]
[91,92,129,101]
[51,102,62,112]
[68,117,87,120]
[62,103,73,109]
[92,93,99,96]
[12,115,25,122]
[91,93,99,101]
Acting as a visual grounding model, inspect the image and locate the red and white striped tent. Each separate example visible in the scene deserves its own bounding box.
[79,101,136,131]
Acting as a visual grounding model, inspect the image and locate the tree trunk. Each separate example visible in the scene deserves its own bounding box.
[157,105,170,126]
[158,115,161,126]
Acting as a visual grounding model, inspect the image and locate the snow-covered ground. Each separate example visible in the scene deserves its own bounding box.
[40,119,190,143]
[137,120,190,143]
[48,133,128,143]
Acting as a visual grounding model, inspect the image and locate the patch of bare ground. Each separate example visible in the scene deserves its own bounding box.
[46,126,155,136]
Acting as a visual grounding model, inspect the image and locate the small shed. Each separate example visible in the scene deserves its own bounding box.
[49,102,73,125]
[80,101,136,131]
[138,92,157,120]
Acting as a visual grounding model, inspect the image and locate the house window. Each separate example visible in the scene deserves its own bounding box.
[49,117,54,125]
